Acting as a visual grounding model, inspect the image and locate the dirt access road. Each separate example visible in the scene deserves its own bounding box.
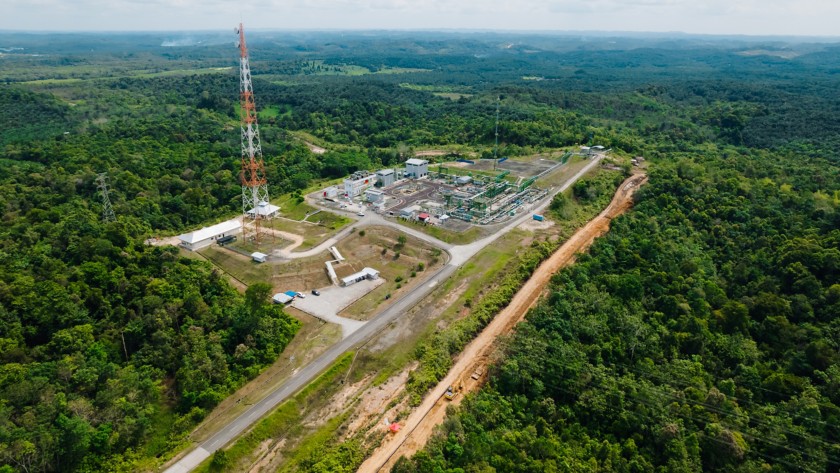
[359,172,648,473]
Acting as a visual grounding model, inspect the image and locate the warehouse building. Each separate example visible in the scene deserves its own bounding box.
[178,219,242,251]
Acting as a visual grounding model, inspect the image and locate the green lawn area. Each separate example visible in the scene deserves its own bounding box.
[534,154,589,188]
[338,227,445,320]
[395,219,488,245]
[199,246,273,287]
[274,195,318,220]
[268,214,350,251]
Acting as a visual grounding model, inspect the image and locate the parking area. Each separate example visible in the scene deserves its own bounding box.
[290,278,386,337]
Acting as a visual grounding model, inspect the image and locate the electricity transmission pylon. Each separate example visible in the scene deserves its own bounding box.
[235,23,273,243]
[96,172,116,222]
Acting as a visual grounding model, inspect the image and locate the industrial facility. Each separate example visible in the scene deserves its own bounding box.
[317,154,562,227]
[344,171,377,197]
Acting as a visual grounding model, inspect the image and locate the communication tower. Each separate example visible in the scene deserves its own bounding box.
[493,96,500,171]
[96,172,116,222]
[235,23,274,243]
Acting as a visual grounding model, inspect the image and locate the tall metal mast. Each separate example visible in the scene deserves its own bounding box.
[96,172,116,222]
[236,23,272,243]
[493,96,500,171]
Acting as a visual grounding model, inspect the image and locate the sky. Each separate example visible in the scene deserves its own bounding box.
[1,0,839,37]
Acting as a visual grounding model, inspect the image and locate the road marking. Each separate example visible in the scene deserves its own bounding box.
[428,280,437,288]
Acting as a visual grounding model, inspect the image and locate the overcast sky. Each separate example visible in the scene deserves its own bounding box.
[1,0,838,37]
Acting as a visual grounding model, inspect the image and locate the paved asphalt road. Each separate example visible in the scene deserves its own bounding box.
[164,155,602,473]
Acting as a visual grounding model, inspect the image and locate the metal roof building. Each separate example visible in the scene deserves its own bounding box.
[247,201,280,217]
[341,267,380,287]
[272,293,293,304]
[178,219,242,251]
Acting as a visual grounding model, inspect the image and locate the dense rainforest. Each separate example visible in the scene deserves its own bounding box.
[394,149,840,472]
[0,30,838,471]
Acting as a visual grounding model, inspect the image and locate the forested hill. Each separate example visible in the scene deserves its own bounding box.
[393,121,840,471]
[0,31,839,472]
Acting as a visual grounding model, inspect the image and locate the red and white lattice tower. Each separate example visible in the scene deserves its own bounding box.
[235,23,273,243]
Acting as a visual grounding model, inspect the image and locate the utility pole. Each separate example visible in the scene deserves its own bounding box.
[235,23,273,243]
[96,172,116,222]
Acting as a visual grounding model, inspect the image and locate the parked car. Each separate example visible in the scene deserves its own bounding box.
[311,289,320,296]
[295,292,306,298]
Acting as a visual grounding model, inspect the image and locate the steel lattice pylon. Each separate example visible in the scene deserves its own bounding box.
[96,172,116,222]
[236,23,273,243]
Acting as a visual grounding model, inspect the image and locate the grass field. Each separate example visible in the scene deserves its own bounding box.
[198,246,273,287]
[191,352,355,473]
[394,218,488,245]
[337,227,446,320]
[534,154,590,188]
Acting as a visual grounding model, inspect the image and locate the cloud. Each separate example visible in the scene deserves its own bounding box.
[1,0,839,35]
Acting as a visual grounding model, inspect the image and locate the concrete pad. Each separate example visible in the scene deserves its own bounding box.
[291,278,385,338]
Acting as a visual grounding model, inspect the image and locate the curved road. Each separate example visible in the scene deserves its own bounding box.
[164,155,602,473]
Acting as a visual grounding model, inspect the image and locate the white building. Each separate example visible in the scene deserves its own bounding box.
[322,186,339,200]
[178,219,242,251]
[365,188,385,203]
[341,267,380,287]
[400,204,422,219]
[344,171,376,197]
[405,158,429,178]
[376,169,396,187]
[247,201,280,218]
[251,252,268,263]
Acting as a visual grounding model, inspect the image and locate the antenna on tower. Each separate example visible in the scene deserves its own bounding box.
[96,172,116,223]
[236,23,275,244]
[493,96,500,171]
